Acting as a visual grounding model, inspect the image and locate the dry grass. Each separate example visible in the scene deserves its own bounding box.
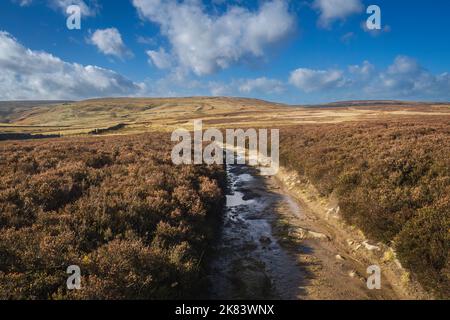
[1,97,449,136]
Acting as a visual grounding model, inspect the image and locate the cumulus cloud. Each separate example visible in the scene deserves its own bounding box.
[89,28,132,59]
[289,56,450,100]
[206,77,285,97]
[289,68,346,92]
[348,60,374,79]
[0,31,144,100]
[313,0,363,28]
[12,0,99,16]
[132,0,295,75]
[238,77,285,94]
[368,56,450,98]
[146,48,172,69]
[50,0,98,16]
[209,82,230,97]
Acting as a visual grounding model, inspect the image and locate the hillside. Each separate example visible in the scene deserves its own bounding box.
[1,97,449,137]
[0,101,71,123]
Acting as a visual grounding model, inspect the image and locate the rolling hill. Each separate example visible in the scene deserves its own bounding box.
[0,97,449,137]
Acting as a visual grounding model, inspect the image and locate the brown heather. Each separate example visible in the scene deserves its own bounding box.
[0,133,225,299]
[0,114,449,299]
[280,118,450,298]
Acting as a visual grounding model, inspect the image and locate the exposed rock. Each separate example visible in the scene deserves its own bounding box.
[308,230,330,240]
[290,227,330,241]
[362,240,381,251]
[335,254,346,261]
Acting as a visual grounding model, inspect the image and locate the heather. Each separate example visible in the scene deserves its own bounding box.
[280,118,450,297]
[0,133,225,299]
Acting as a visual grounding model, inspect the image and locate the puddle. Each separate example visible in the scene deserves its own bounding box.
[226,191,254,207]
[236,173,253,182]
[209,163,306,300]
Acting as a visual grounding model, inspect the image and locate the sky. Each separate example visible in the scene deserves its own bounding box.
[0,0,449,104]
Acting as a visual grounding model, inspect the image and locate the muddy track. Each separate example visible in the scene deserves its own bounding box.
[208,163,410,300]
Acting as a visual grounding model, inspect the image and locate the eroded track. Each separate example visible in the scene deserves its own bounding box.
[209,163,404,300]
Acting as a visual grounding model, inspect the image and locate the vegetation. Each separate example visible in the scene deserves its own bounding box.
[280,118,450,298]
[1,98,449,299]
[0,133,225,299]
[3,97,448,137]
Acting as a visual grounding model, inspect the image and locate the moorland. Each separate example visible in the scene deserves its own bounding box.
[0,97,448,299]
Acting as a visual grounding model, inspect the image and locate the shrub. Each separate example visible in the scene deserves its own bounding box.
[279,118,450,297]
[0,133,225,299]
[395,205,450,298]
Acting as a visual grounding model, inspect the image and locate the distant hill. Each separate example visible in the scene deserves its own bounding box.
[0,97,448,137]
[302,100,448,108]
[0,100,72,123]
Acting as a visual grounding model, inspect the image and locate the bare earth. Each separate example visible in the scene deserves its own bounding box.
[209,160,428,300]
[272,168,430,299]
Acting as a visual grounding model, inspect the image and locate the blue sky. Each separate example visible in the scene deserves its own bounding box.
[0,0,449,103]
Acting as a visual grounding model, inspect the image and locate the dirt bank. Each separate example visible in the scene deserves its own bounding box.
[274,167,431,300]
[208,160,430,299]
[209,160,428,300]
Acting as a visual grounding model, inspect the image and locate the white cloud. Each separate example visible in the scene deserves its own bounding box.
[238,77,285,94]
[132,0,295,75]
[207,77,285,97]
[368,56,450,98]
[209,82,231,96]
[348,60,374,78]
[12,0,32,6]
[136,35,156,46]
[50,0,98,16]
[12,0,99,16]
[313,0,363,28]
[146,48,172,69]
[0,31,144,100]
[289,68,346,92]
[386,56,419,75]
[289,56,450,101]
[89,28,132,59]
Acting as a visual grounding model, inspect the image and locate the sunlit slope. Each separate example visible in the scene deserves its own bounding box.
[2,97,285,134]
[1,97,449,135]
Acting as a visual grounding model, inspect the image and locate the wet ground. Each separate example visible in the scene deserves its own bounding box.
[208,162,404,300]
[209,163,307,300]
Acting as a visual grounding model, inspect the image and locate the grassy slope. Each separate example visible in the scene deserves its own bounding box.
[1,97,449,135]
